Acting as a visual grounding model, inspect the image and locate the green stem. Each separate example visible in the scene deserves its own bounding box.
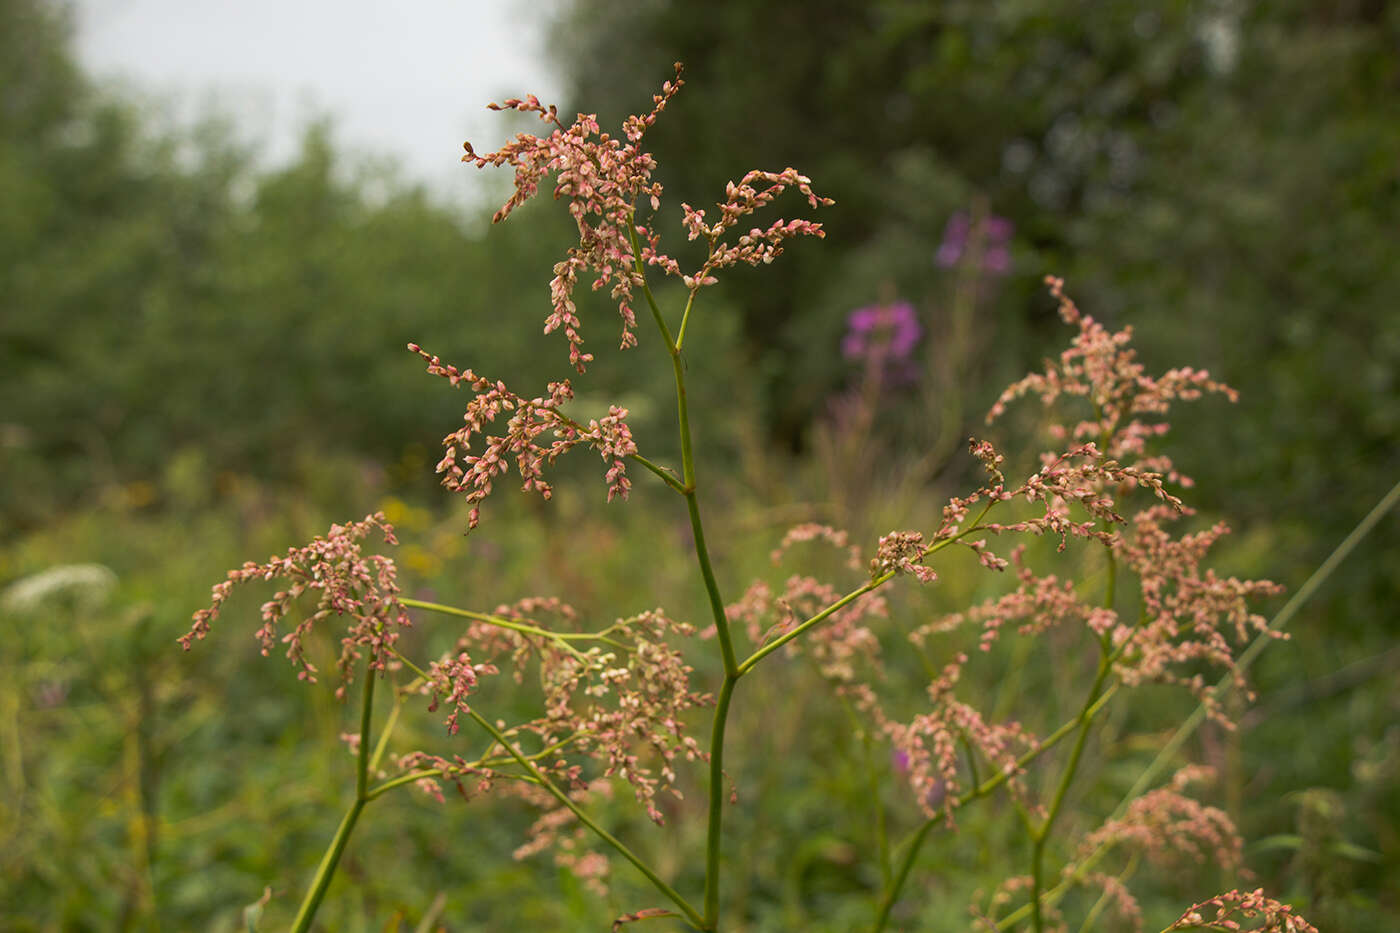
[686,491,739,676]
[467,707,705,929]
[290,663,377,933]
[702,675,739,928]
[631,222,740,927]
[871,687,1117,931]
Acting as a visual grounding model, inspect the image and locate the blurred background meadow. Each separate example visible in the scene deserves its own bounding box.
[3,0,1398,929]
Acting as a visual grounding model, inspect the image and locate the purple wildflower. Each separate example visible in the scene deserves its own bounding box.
[841,302,922,363]
[936,211,1015,275]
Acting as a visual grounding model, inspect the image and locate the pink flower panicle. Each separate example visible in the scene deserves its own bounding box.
[513,779,616,895]
[1166,889,1319,933]
[462,65,830,370]
[461,67,683,370]
[988,277,1237,487]
[409,343,636,528]
[974,441,1186,553]
[180,513,409,697]
[1111,506,1284,723]
[878,653,1039,827]
[1078,873,1143,933]
[666,168,833,296]
[1081,767,1242,871]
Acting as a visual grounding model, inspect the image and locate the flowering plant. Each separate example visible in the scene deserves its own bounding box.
[182,67,1313,932]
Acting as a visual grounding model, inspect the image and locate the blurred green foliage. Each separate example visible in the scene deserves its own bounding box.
[3,0,1398,928]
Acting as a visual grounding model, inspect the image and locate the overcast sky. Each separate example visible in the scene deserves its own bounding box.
[73,0,565,201]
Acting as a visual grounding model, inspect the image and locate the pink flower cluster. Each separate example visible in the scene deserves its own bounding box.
[1080,767,1241,871]
[463,65,830,370]
[841,302,922,363]
[423,650,499,737]
[936,210,1014,275]
[663,168,832,295]
[871,531,939,583]
[882,665,1039,824]
[409,343,636,529]
[988,276,1237,481]
[814,281,1282,854]
[1166,889,1319,933]
[1113,506,1284,720]
[910,545,1117,654]
[180,513,408,697]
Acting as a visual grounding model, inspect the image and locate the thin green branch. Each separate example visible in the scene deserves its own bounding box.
[367,768,542,801]
[467,707,705,929]
[630,452,687,493]
[368,688,402,775]
[674,288,699,350]
[628,217,677,353]
[742,580,880,674]
[400,597,627,654]
[740,521,988,676]
[675,234,716,351]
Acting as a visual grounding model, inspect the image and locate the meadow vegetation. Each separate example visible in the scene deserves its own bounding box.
[3,1,1398,930]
